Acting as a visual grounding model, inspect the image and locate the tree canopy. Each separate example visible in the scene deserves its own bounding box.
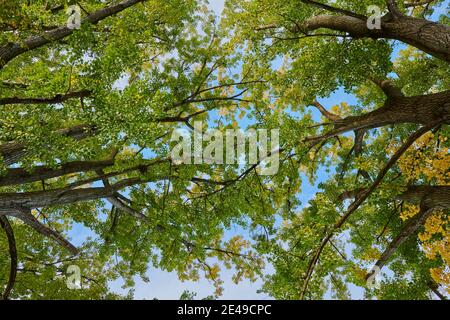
[0,0,449,300]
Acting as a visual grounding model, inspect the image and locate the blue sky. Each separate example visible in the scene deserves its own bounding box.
[70,0,448,300]
[70,0,367,300]
[108,92,361,300]
[110,0,270,299]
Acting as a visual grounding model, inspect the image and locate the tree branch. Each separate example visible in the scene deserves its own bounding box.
[386,0,403,18]
[308,100,341,121]
[427,281,447,300]
[0,216,17,300]
[0,90,91,105]
[300,0,367,20]
[0,159,114,187]
[366,206,435,279]
[96,169,150,223]
[304,90,450,146]
[0,124,96,166]
[0,0,147,69]
[5,207,78,255]
[290,12,450,62]
[299,120,443,299]
[369,78,404,99]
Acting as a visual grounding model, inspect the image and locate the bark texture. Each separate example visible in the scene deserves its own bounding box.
[306,90,450,145]
[300,13,450,62]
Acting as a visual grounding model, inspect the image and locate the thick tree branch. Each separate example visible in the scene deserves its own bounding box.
[0,169,168,210]
[3,207,78,255]
[305,90,450,146]
[299,120,443,299]
[0,159,114,187]
[0,90,91,105]
[0,216,17,300]
[369,78,404,99]
[366,206,435,279]
[0,0,147,69]
[386,0,403,18]
[293,13,450,62]
[398,185,450,209]
[0,124,96,166]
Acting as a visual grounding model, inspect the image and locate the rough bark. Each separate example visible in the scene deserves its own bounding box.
[306,90,450,145]
[0,174,153,210]
[299,13,450,62]
[398,185,450,209]
[0,187,113,209]
[0,159,114,187]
